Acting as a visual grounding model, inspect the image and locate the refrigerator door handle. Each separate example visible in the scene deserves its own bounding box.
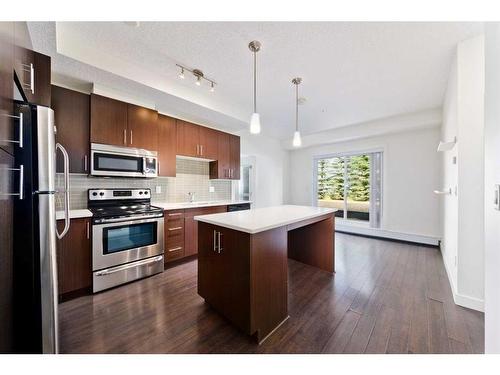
[55,143,70,239]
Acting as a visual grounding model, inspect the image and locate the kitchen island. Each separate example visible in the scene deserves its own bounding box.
[195,205,336,344]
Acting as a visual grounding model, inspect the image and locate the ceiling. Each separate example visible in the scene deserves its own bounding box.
[29,22,483,140]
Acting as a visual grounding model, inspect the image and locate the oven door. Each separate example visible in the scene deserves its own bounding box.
[92,217,164,271]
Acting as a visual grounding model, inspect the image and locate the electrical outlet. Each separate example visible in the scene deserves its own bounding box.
[155,186,162,194]
[209,186,215,193]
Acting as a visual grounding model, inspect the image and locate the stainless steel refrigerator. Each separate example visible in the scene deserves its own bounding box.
[13,102,70,353]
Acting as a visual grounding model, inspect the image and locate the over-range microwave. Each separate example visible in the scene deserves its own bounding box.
[90,143,158,178]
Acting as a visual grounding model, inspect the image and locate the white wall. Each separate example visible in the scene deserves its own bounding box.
[288,127,442,241]
[440,35,485,312]
[237,131,287,208]
[484,23,500,353]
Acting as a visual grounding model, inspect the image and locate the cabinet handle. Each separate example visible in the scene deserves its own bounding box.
[123,129,127,145]
[0,165,24,200]
[168,246,182,252]
[22,63,34,94]
[130,130,133,145]
[84,155,88,172]
[229,169,232,179]
[196,144,199,155]
[0,113,23,148]
[200,145,203,156]
[168,227,183,231]
[86,221,90,239]
[168,212,182,217]
[213,230,218,252]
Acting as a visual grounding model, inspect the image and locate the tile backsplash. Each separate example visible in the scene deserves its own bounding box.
[55,158,232,210]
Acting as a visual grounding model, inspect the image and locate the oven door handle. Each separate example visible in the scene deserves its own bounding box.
[95,256,164,276]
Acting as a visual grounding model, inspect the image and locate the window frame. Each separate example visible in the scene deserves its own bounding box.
[312,147,384,228]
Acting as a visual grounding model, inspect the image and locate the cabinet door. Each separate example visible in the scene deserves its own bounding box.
[157,114,176,177]
[90,94,128,147]
[52,86,90,174]
[185,206,227,257]
[176,120,199,157]
[0,149,14,352]
[13,49,51,107]
[210,131,230,179]
[127,104,158,151]
[229,134,240,180]
[56,218,92,298]
[198,126,219,160]
[0,22,14,156]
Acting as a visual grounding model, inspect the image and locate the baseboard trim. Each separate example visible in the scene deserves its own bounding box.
[335,224,440,246]
[440,248,485,312]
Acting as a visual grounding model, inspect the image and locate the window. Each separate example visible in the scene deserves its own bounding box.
[314,151,382,227]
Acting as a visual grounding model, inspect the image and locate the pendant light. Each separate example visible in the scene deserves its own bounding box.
[248,41,262,134]
[292,77,302,147]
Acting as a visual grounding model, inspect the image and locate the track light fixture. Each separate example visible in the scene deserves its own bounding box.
[176,64,216,92]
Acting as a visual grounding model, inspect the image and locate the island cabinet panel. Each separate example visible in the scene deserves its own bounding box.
[197,223,288,343]
[90,94,128,147]
[184,206,227,257]
[127,104,158,151]
[157,114,176,177]
[164,209,185,263]
[176,120,200,157]
[52,86,90,174]
[56,218,92,301]
[198,223,251,333]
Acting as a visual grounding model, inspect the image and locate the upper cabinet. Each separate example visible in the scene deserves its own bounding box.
[52,86,90,174]
[210,132,240,180]
[157,114,177,177]
[0,22,14,155]
[176,120,218,160]
[90,94,128,147]
[13,48,51,107]
[90,94,158,150]
[127,104,158,151]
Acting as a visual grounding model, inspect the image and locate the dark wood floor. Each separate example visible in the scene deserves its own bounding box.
[59,233,484,354]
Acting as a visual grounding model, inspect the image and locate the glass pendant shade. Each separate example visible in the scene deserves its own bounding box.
[250,113,261,134]
[292,130,302,147]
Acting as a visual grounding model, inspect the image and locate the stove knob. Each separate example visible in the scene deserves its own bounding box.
[92,192,97,196]
[99,192,104,196]
[144,191,148,195]
[139,191,143,195]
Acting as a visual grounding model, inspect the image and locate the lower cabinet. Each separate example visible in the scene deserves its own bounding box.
[56,218,92,301]
[164,205,228,265]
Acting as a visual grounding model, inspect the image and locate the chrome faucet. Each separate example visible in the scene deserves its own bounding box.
[188,192,195,203]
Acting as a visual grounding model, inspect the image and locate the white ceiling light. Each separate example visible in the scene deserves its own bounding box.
[178,67,185,79]
[248,40,261,134]
[292,77,302,147]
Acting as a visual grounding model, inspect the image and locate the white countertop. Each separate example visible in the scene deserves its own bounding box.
[153,200,252,210]
[56,209,93,220]
[194,205,337,234]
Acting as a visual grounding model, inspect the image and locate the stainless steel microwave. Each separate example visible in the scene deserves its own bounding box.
[90,143,158,178]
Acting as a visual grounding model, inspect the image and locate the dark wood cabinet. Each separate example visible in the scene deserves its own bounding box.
[90,94,128,147]
[198,126,219,160]
[164,209,185,263]
[0,22,15,156]
[210,132,240,180]
[184,206,227,257]
[176,120,200,157]
[56,218,92,300]
[13,48,51,107]
[127,104,158,151]
[229,134,240,180]
[52,86,90,174]
[0,149,14,352]
[157,115,177,177]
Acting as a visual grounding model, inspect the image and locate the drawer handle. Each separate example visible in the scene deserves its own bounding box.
[168,227,183,231]
[168,213,182,216]
[168,247,182,252]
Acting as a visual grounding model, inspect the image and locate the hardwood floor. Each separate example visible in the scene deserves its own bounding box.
[59,233,484,354]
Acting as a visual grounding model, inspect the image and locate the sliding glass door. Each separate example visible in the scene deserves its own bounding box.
[315,151,382,227]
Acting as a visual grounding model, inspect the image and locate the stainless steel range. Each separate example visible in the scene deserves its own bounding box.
[88,188,164,292]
